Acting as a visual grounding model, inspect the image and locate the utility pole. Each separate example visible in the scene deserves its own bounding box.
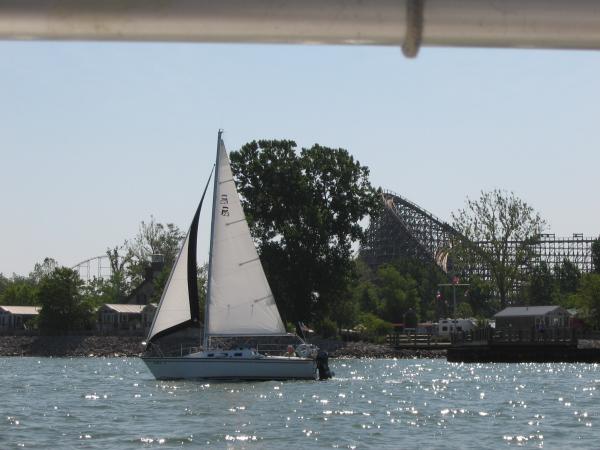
[438,276,469,319]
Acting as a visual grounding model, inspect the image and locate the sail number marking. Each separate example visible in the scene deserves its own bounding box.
[220,194,229,216]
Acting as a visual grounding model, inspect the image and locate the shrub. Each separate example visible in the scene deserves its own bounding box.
[358,313,393,343]
[316,317,338,339]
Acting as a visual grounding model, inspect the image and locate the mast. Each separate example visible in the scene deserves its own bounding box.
[203,129,223,349]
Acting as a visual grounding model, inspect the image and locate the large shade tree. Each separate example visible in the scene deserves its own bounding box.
[452,189,545,309]
[229,140,380,323]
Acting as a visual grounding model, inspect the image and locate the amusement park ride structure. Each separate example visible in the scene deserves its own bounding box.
[71,255,113,283]
[360,191,597,282]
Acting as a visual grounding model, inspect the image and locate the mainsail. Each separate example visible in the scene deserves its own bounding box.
[146,171,213,344]
[205,135,285,337]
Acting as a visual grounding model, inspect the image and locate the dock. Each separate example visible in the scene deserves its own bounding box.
[387,332,452,350]
[447,328,600,363]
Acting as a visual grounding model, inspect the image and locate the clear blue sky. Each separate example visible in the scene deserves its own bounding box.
[1,42,599,276]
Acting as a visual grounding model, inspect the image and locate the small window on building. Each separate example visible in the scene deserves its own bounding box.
[234,353,242,357]
[442,326,448,332]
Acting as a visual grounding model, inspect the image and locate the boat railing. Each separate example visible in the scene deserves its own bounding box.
[180,345,201,356]
[256,343,295,356]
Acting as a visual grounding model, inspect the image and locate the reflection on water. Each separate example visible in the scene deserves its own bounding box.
[0,357,598,448]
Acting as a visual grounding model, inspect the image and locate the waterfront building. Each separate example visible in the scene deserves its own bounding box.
[494,306,570,332]
[97,303,158,334]
[0,306,40,330]
[97,304,147,333]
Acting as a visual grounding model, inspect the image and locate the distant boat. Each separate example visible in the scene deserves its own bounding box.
[142,131,330,381]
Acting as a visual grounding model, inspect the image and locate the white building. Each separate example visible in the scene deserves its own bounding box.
[0,306,40,330]
[97,304,147,332]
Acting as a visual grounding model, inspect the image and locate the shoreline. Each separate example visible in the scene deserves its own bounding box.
[0,335,446,359]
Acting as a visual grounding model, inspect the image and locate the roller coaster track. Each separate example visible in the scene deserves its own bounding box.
[361,190,596,277]
[71,255,113,282]
[362,190,463,273]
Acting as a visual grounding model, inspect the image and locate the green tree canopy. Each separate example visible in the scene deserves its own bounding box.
[376,264,419,324]
[0,276,38,306]
[0,273,8,298]
[570,273,600,329]
[463,276,496,317]
[229,139,380,323]
[0,257,60,306]
[525,262,555,306]
[452,189,545,308]
[555,259,581,296]
[37,267,94,334]
[456,302,474,318]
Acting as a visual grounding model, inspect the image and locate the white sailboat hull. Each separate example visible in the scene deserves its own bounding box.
[142,355,317,381]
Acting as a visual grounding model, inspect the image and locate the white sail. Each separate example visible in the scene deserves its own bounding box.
[206,139,286,336]
[146,231,194,342]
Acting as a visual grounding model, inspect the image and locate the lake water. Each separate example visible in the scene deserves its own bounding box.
[1,358,599,449]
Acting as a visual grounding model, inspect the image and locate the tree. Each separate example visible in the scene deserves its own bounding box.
[29,257,58,283]
[229,140,380,323]
[463,276,496,317]
[388,257,447,321]
[79,247,132,307]
[570,274,600,329]
[452,189,545,309]
[456,302,474,318]
[105,246,130,302]
[592,238,600,274]
[376,264,419,324]
[555,259,581,297]
[357,312,393,343]
[37,267,94,334]
[126,217,185,287]
[0,276,38,306]
[0,273,9,297]
[525,262,555,306]
[353,280,380,315]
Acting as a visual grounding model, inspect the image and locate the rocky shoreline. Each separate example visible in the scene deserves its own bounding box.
[328,341,446,359]
[0,335,446,359]
[0,336,145,357]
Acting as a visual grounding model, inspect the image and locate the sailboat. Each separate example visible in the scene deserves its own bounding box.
[142,131,325,381]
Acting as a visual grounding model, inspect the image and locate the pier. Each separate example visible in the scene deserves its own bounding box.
[386,332,451,350]
[447,328,600,363]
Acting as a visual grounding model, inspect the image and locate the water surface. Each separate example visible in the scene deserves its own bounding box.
[1,358,599,448]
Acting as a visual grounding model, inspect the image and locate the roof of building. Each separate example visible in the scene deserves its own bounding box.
[0,306,41,315]
[101,304,146,314]
[494,306,563,318]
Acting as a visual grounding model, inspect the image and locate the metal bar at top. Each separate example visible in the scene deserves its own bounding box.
[0,0,600,58]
